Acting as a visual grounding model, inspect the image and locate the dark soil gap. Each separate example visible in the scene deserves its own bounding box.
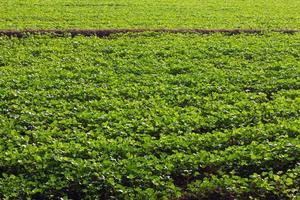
[0,29,299,38]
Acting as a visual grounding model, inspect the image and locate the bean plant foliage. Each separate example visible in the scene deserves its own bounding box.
[1,0,300,30]
[0,33,299,199]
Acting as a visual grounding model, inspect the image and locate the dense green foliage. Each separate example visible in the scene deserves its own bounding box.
[1,0,300,30]
[0,33,299,199]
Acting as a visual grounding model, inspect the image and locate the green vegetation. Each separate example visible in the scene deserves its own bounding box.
[1,0,300,30]
[0,33,299,199]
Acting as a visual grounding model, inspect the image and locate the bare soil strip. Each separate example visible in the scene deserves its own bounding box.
[0,29,299,37]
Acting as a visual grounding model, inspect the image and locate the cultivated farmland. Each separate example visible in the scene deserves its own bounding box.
[1,0,300,30]
[0,0,299,200]
[0,33,299,199]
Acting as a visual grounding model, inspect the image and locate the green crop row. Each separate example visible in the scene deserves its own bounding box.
[0,33,299,199]
[0,0,300,30]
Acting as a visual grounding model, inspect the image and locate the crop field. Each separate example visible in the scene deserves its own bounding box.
[1,0,300,30]
[1,0,300,199]
[0,33,299,199]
